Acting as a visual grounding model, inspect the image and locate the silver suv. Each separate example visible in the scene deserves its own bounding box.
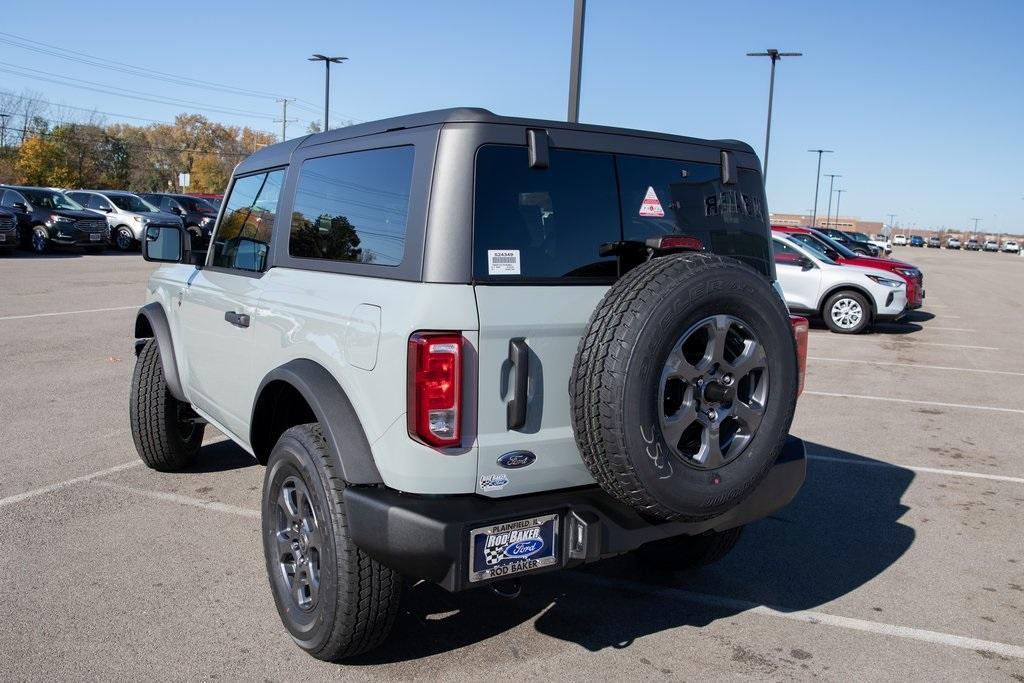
[129,108,808,661]
[66,190,183,251]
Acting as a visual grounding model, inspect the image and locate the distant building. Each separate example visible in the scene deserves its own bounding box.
[770,213,884,235]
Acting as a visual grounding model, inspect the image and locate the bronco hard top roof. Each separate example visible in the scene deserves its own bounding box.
[236,107,756,174]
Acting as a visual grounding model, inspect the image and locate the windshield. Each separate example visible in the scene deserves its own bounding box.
[108,194,158,212]
[181,197,217,213]
[807,230,857,258]
[788,235,838,265]
[20,189,84,210]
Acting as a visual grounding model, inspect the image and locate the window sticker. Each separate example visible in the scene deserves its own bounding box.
[639,186,665,217]
[487,249,521,275]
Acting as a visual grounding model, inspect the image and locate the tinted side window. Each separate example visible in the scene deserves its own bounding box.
[473,146,619,280]
[210,170,285,272]
[289,146,413,266]
[772,239,805,266]
[617,156,771,276]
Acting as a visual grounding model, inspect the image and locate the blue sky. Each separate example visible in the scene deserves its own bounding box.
[2,1,1021,232]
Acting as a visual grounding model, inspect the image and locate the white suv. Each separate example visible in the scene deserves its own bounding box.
[892,234,907,246]
[772,233,907,333]
[1002,240,1019,253]
[129,109,809,661]
[66,190,183,251]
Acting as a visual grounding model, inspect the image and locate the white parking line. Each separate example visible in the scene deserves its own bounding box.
[0,461,141,508]
[568,574,1024,660]
[90,481,259,519]
[0,305,138,321]
[922,326,975,332]
[804,390,1024,414]
[809,335,997,350]
[808,454,1024,484]
[807,357,1024,377]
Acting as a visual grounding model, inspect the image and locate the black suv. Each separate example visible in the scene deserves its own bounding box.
[817,227,878,256]
[139,192,219,245]
[0,185,107,254]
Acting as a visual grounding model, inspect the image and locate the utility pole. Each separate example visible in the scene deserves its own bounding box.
[833,189,847,228]
[0,113,8,148]
[567,0,586,123]
[887,213,897,233]
[807,149,833,230]
[746,48,802,182]
[971,217,981,234]
[275,98,297,142]
[308,54,348,131]
[823,174,841,228]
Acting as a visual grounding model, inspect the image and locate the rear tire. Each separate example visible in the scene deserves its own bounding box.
[635,526,744,570]
[823,290,871,334]
[262,424,402,661]
[129,338,204,471]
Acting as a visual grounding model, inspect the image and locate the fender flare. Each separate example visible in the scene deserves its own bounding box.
[252,359,384,485]
[134,302,187,403]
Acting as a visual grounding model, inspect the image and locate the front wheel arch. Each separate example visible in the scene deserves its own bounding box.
[818,284,876,320]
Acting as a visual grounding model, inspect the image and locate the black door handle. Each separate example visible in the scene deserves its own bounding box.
[507,338,529,430]
[224,311,250,328]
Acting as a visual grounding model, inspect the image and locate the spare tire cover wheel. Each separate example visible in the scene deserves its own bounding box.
[571,254,798,521]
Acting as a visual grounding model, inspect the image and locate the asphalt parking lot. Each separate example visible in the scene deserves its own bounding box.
[1,248,1022,680]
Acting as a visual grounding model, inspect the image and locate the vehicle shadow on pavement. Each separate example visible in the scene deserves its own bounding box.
[348,442,915,663]
[186,439,259,473]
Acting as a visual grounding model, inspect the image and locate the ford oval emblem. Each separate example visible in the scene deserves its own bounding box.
[503,538,544,558]
[497,451,536,469]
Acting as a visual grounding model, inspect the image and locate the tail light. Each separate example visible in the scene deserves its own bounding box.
[790,316,809,397]
[407,332,463,447]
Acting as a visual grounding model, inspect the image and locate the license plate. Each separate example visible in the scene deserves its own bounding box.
[468,513,559,583]
[89,233,101,241]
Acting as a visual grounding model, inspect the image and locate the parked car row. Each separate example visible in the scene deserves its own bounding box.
[0,184,222,255]
[772,225,924,334]
[895,233,1020,253]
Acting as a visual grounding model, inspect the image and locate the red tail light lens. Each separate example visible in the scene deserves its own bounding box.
[408,332,463,447]
[790,316,809,397]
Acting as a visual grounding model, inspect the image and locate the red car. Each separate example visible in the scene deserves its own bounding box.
[772,225,924,308]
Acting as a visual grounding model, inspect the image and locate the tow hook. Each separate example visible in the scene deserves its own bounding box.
[490,579,522,599]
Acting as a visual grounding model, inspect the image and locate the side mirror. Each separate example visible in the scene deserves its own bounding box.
[143,224,188,263]
[98,206,112,213]
[12,202,28,213]
[799,256,816,271]
[170,206,184,216]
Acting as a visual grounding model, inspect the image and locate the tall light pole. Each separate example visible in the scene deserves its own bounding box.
[807,149,833,230]
[887,213,897,234]
[567,0,586,123]
[833,189,847,229]
[308,54,348,131]
[747,48,802,182]
[971,217,981,235]
[822,174,841,228]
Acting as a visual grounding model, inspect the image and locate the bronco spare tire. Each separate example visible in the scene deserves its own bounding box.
[570,253,798,521]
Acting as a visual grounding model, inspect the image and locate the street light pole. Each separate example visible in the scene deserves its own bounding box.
[887,213,897,234]
[807,149,833,230]
[833,189,847,229]
[971,217,981,234]
[308,54,348,131]
[822,174,841,228]
[747,48,802,182]
[567,0,586,123]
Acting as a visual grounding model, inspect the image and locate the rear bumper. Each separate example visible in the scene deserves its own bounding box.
[344,435,806,592]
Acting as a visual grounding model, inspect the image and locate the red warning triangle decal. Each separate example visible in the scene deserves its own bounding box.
[639,186,665,217]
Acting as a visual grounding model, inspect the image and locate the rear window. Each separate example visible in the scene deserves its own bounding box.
[473,144,772,282]
[473,146,619,281]
[616,155,770,276]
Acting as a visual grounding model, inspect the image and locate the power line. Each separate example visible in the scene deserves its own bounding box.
[5,123,260,158]
[0,31,287,100]
[0,61,277,121]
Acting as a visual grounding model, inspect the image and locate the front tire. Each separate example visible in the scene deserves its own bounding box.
[262,424,402,661]
[30,226,49,254]
[114,226,136,251]
[823,290,871,334]
[129,338,204,470]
